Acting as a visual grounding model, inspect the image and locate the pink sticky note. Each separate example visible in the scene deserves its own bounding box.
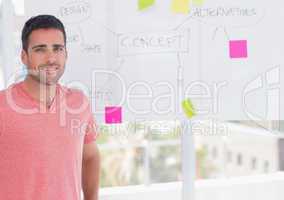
[105,106,122,124]
[229,40,248,59]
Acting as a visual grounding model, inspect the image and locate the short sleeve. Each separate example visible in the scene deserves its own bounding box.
[84,111,99,144]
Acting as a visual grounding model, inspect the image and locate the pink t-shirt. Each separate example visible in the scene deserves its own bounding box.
[0,81,98,200]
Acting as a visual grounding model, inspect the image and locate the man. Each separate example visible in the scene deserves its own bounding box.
[0,15,100,200]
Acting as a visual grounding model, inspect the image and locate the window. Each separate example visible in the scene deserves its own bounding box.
[264,161,269,173]
[212,147,218,159]
[251,157,257,170]
[12,0,25,16]
[227,151,232,163]
[97,121,182,187]
[237,153,243,166]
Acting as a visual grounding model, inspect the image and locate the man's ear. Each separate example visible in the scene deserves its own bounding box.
[21,49,28,66]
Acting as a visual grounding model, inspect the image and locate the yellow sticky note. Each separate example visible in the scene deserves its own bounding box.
[138,0,155,10]
[182,99,196,119]
[171,0,190,14]
[192,0,204,6]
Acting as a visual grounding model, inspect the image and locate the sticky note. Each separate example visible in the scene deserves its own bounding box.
[182,99,196,119]
[229,40,248,59]
[105,106,122,124]
[138,0,155,10]
[192,0,204,6]
[171,0,190,14]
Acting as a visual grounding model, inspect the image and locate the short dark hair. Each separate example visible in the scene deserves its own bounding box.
[21,15,67,51]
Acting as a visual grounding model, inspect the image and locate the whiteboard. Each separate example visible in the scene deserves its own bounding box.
[22,0,284,122]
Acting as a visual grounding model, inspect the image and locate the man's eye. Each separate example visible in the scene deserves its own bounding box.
[54,47,64,52]
[35,48,45,52]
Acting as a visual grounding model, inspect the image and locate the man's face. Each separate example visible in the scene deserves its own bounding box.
[21,28,67,86]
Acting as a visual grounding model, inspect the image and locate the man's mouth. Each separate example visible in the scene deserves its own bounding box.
[40,66,59,76]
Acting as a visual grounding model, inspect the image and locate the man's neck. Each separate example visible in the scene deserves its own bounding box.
[23,76,57,107]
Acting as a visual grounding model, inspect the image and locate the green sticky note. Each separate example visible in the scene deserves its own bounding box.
[182,99,196,119]
[138,0,155,10]
[192,0,204,6]
[171,0,190,14]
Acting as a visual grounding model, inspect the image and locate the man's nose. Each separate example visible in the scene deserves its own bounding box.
[46,50,57,63]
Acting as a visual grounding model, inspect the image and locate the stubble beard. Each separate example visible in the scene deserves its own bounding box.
[27,65,65,86]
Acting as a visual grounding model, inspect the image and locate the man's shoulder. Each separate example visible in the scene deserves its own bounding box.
[0,89,6,97]
[0,83,18,110]
[0,89,6,104]
[0,83,17,101]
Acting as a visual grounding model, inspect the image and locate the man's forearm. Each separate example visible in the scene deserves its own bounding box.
[82,151,100,200]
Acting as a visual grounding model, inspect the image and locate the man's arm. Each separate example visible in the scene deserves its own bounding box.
[82,142,100,200]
